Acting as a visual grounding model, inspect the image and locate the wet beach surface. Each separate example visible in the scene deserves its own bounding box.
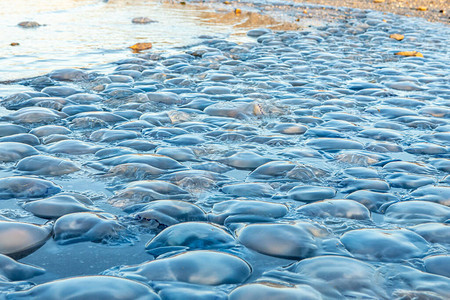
[0,0,450,299]
[0,0,277,82]
[291,0,449,23]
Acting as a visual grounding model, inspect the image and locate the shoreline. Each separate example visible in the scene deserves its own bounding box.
[283,0,449,24]
[179,0,449,25]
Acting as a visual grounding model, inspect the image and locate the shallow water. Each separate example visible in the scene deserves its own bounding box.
[0,0,264,82]
[0,0,450,299]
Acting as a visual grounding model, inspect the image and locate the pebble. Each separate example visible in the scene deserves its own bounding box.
[131,200,206,228]
[424,255,450,277]
[236,222,343,259]
[44,139,102,155]
[17,21,41,28]
[0,124,28,137]
[22,193,98,219]
[0,253,45,281]
[0,221,52,259]
[108,250,251,285]
[110,180,190,207]
[129,43,153,52]
[287,185,336,201]
[410,223,450,245]
[346,190,398,212]
[379,265,450,299]
[341,228,430,261]
[410,186,450,206]
[0,133,40,146]
[297,199,371,219]
[229,283,321,300]
[132,17,157,24]
[0,176,61,199]
[16,155,81,176]
[307,138,363,151]
[280,255,389,299]
[6,276,160,299]
[49,68,88,82]
[2,107,66,124]
[395,51,424,57]
[53,212,124,244]
[0,142,38,162]
[390,33,404,41]
[384,200,450,225]
[219,151,272,170]
[221,182,274,197]
[209,199,288,224]
[145,222,236,255]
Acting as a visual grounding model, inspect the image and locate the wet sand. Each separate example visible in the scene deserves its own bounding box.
[160,0,448,36]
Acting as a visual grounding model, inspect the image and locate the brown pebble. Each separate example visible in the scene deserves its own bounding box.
[416,6,427,11]
[129,42,153,52]
[395,51,423,57]
[373,0,385,3]
[132,17,156,24]
[92,85,105,92]
[235,8,242,15]
[18,21,41,28]
[10,42,20,46]
[390,33,404,41]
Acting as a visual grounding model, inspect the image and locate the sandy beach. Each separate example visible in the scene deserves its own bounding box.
[292,0,449,23]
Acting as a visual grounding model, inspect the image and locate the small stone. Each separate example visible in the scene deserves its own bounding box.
[132,17,156,24]
[235,8,242,15]
[373,0,385,3]
[223,1,231,4]
[390,34,404,41]
[10,42,19,46]
[129,43,153,52]
[18,21,41,28]
[416,7,427,11]
[395,51,423,58]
